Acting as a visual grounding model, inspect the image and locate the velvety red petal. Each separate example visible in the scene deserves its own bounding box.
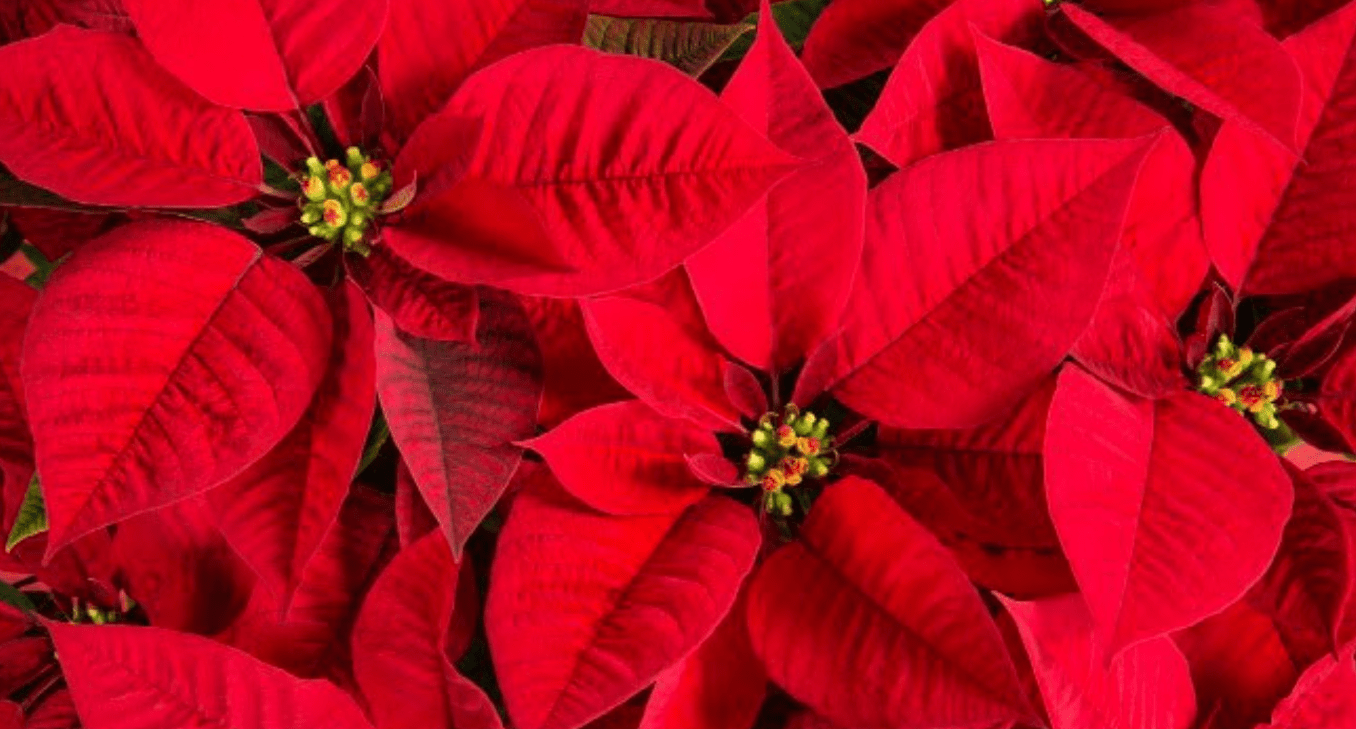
[123,0,387,110]
[49,622,375,729]
[524,401,717,517]
[384,46,796,297]
[686,1,864,374]
[21,221,332,559]
[747,476,1032,728]
[854,0,1044,168]
[353,531,501,729]
[827,137,1153,429]
[487,487,760,729]
[1001,594,1196,729]
[208,281,376,606]
[348,247,480,343]
[380,0,587,139]
[0,27,261,207]
[1045,366,1292,655]
[374,290,542,558]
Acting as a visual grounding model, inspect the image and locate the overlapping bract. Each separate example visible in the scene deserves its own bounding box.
[3,1,1356,729]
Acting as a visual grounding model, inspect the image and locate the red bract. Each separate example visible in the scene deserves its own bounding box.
[8,0,1356,727]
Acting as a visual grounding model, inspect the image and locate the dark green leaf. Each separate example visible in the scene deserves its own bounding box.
[357,408,390,477]
[721,0,830,61]
[584,15,753,77]
[0,581,35,614]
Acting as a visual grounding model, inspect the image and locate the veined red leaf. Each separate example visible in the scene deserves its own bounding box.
[1001,594,1195,729]
[396,458,440,547]
[524,401,717,517]
[21,221,332,559]
[348,246,479,343]
[384,46,797,297]
[225,485,397,682]
[874,379,1075,598]
[0,637,52,698]
[1204,3,1356,295]
[521,296,630,429]
[49,622,375,729]
[583,289,741,433]
[686,0,864,374]
[1174,601,1298,729]
[825,137,1153,429]
[1258,647,1356,728]
[209,281,376,604]
[800,0,957,88]
[123,0,388,111]
[1319,344,1356,451]
[974,32,1207,321]
[853,0,1044,168]
[111,497,256,636]
[583,16,753,78]
[747,476,1031,728]
[380,0,587,140]
[354,531,501,729]
[638,589,766,729]
[1248,463,1350,666]
[1045,366,1292,655]
[488,487,760,729]
[4,208,117,262]
[0,27,261,207]
[374,289,542,558]
[0,276,34,531]
[1060,3,1301,150]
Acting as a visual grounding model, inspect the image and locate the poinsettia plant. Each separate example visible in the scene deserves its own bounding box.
[5,0,1356,727]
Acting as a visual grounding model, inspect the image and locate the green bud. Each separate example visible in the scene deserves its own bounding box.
[751,429,773,449]
[777,491,793,516]
[346,146,365,167]
[746,451,767,473]
[344,227,364,246]
[811,418,830,440]
[793,412,815,436]
[299,205,321,225]
[807,457,829,479]
[305,156,325,175]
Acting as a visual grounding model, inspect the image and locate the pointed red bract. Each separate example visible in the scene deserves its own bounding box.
[1249,463,1351,664]
[800,0,961,88]
[209,281,376,604]
[348,247,480,343]
[225,486,397,682]
[1061,3,1301,149]
[353,532,502,729]
[686,1,864,374]
[747,476,1031,728]
[522,296,631,429]
[380,0,587,139]
[22,221,332,558]
[583,290,741,433]
[524,401,717,516]
[638,592,766,729]
[1002,594,1195,729]
[49,622,375,729]
[0,276,34,524]
[488,487,760,729]
[874,379,1075,598]
[111,497,256,635]
[825,137,1152,429]
[384,46,796,297]
[1204,3,1356,295]
[1174,601,1298,729]
[374,290,541,558]
[0,27,261,207]
[1321,343,1356,450]
[123,0,388,111]
[1044,366,1292,655]
[854,0,1043,168]
[1258,647,1356,728]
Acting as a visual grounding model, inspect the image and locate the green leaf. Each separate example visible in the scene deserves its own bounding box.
[584,15,753,77]
[0,581,35,614]
[357,408,389,477]
[6,474,47,552]
[721,0,830,62]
